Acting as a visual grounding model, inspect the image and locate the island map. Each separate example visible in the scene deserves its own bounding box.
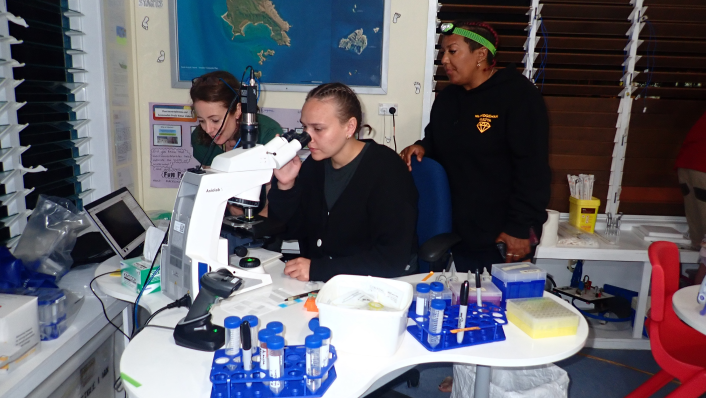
[175,0,385,88]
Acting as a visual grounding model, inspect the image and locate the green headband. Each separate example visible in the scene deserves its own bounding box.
[440,23,497,56]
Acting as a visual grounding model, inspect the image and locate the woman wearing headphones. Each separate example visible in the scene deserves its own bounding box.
[269,83,418,282]
[400,21,551,274]
[189,70,283,216]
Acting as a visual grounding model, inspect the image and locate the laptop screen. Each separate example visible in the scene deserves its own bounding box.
[85,188,154,259]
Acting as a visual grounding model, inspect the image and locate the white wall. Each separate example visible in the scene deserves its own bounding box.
[127,0,432,211]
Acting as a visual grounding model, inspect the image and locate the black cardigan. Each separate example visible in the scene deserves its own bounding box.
[268,142,418,281]
[417,64,551,251]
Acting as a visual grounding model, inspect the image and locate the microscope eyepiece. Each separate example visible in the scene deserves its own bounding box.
[282,130,311,148]
[297,131,312,147]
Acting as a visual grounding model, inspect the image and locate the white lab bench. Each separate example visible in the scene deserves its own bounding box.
[0,264,128,398]
[535,215,699,350]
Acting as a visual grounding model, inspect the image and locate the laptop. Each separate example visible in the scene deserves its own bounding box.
[84,187,155,259]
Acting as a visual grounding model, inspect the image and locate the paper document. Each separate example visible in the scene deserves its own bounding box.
[218,288,302,318]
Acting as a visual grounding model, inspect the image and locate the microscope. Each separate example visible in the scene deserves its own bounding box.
[161,70,311,301]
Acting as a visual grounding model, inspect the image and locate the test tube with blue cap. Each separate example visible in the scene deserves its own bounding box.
[258,329,274,373]
[267,321,285,339]
[305,334,323,393]
[314,326,331,382]
[224,316,242,356]
[267,335,285,394]
[243,315,259,354]
[428,299,446,348]
[415,283,431,319]
[430,282,445,301]
[308,318,320,332]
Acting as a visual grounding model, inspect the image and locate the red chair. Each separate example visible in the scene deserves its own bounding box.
[626,241,706,398]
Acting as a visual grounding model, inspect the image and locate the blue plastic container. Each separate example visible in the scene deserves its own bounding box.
[406,301,506,351]
[491,262,547,308]
[210,345,338,398]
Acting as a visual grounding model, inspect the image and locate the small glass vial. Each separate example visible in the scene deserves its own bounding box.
[428,299,446,348]
[243,315,259,355]
[258,329,274,372]
[308,318,320,332]
[415,283,431,319]
[305,335,322,393]
[430,282,445,301]
[224,316,242,356]
[267,336,285,395]
[314,326,331,382]
[267,321,284,338]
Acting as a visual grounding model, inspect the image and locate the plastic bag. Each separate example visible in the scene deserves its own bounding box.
[451,364,569,398]
[13,195,92,281]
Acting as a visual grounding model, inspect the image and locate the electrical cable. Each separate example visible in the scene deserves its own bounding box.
[141,324,175,331]
[90,271,131,341]
[132,223,170,336]
[390,107,397,153]
[132,294,191,338]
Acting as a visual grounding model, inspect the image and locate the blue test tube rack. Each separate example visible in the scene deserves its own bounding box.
[407,301,507,351]
[210,345,338,398]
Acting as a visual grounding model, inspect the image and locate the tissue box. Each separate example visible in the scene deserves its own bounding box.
[121,257,161,294]
[0,294,40,368]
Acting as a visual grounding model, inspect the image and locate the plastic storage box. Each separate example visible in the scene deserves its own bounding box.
[506,297,579,338]
[491,262,546,308]
[316,275,413,357]
[35,289,67,340]
[449,280,502,307]
[568,196,600,233]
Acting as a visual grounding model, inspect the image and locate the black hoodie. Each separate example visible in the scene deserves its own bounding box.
[416,64,550,251]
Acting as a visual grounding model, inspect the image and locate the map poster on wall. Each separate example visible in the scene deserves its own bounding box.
[169,0,390,94]
[149,103,302,188]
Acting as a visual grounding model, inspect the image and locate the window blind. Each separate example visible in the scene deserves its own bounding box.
[620,0,706,216]
[1,0,94,246]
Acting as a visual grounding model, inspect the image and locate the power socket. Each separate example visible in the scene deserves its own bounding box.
[378,103,399,116]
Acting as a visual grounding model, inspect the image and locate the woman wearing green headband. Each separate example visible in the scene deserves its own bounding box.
[401,20,551,277]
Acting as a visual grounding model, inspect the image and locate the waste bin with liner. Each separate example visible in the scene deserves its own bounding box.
[451,363,570,398]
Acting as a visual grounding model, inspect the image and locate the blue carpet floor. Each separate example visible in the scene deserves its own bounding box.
[387,347,697,398]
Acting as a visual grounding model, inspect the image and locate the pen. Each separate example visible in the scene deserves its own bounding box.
[457,280,469,344]
[475,269,482,307]
[241,320,252,387]
[284,290,320,302]
[421,271,434,282]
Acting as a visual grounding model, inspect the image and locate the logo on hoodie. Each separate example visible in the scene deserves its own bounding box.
[475,114,498,133]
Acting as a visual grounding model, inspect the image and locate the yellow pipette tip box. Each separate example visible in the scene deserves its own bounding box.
[568,196,600,233]
[506,297,579,339]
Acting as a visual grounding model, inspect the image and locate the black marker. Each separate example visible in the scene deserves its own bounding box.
[457,280,469,344]
[475,269,482,306]
[241,320,252,387]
